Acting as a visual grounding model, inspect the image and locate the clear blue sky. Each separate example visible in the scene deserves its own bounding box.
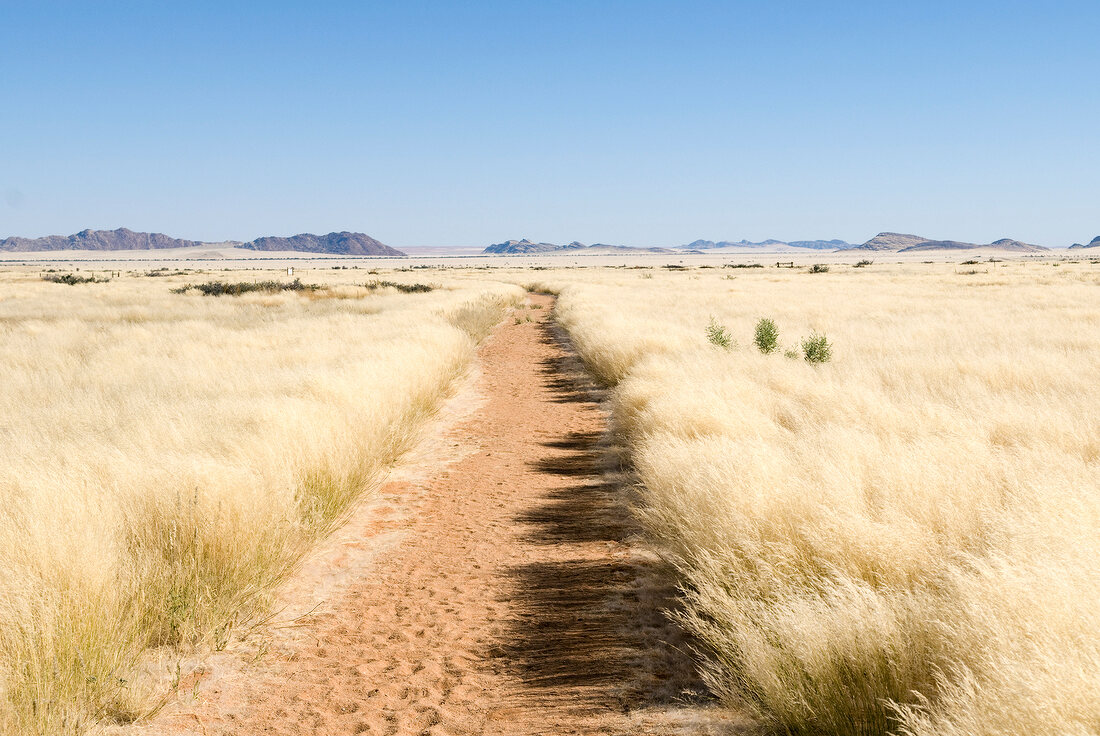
[2,1,1098,247]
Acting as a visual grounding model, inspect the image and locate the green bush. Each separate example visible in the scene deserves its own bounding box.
[42,273,109,285]
[754,318,779,354]
[173,278,318,296]
[809,264,830,273]
[801,332,833,364]
[706,318,734,350]
[364,280,434,294]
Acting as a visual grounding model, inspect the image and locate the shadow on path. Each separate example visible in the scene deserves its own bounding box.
[499,318,711,717]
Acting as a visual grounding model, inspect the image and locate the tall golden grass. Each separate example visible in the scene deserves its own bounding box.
[538,261,1100,735]
[0,269,521,734]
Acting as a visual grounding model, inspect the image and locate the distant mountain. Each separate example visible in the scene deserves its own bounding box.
[987,238,1046,251]
[788,239,854,250]
[483,239,674,254]
[587,243,674,253]
[854,233,1048,252]
[0,228,405,255]
[1068,236,1100,249]
[681,239,784,250]
[854,233,931,251]
[0,227,202,252]
[897,237,1049,252]
[678,238,853,250]
[244,231,403,256]
[483,239,568,254]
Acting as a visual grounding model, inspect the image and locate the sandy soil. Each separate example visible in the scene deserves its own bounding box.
[115,294,743,736]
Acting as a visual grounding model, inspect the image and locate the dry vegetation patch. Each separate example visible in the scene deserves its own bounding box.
[533,262,1100,736]
[0,270,521,734]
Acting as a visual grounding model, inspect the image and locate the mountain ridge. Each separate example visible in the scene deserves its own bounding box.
[1068,236,1100,249]
[679,238,853,250]
[483,239,674,254]
[244,231,403,256]
[0,228,203,252]
[855,232,1049,252]
[853,232,931,251]
[0,228,404,255]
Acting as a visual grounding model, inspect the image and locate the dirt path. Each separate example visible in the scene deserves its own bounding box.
[124,295,740,736]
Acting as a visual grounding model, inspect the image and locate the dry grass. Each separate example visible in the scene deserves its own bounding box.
[534,261,1100,735]
[0,269,521,734]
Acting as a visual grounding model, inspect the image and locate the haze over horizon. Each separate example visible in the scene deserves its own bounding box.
[2,1,1098,248]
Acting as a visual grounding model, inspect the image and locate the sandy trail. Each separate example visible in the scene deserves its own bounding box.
[123,294,739,736]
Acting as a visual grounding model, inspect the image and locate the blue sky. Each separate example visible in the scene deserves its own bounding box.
[2,1,1098,247]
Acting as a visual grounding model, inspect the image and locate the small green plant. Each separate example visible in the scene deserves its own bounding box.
[784,347,800,360]
[753,318,779,354]
[854,259,873,268]
[801,332,833,364]
[808,264,830,273]
[530,303,543,309]
[706,317,734,350]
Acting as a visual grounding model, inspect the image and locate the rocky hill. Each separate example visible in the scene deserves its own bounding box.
[1068,236,1100,249]
[0,228,202,252]
[484,239,673,254]
[483,239,576,254]
[854,233,931,251]
[244,232,403,256]
[855,233,1048,252]
[899,238,1047,253]
[900,238,1047,252]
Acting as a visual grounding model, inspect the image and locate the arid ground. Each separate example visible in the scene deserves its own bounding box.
[4,257,1098,736]
[110,294,737,736]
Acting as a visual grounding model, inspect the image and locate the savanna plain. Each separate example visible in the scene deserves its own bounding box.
[1,256,1098,736]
